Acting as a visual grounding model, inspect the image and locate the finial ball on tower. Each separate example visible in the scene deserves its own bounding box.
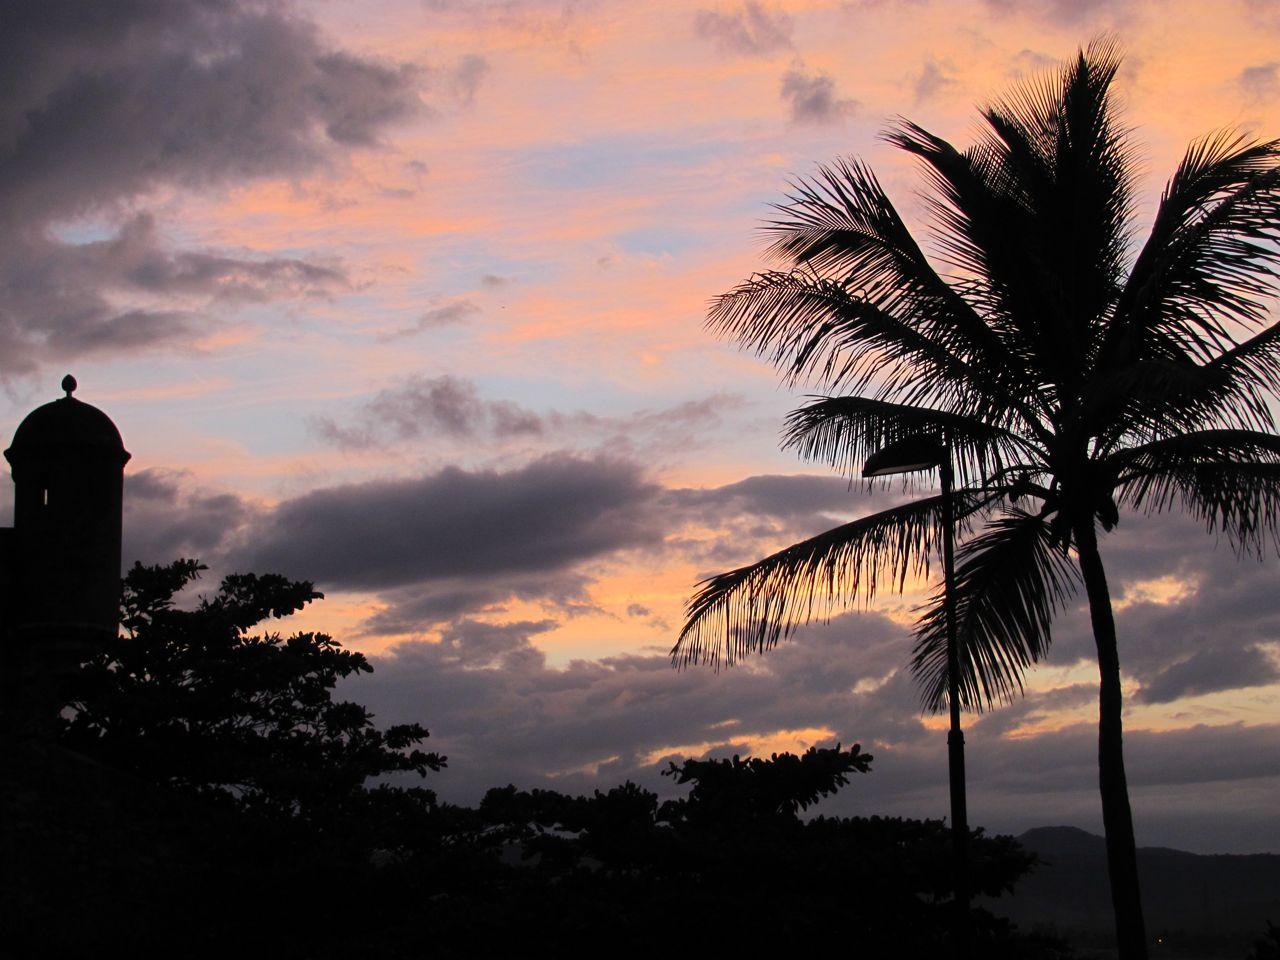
[61,374,76,398]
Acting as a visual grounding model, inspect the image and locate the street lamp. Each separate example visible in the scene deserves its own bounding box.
[863,432,971,956]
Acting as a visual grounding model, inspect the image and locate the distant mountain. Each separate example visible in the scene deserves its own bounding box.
[989,826,1280,954]
[1018,825,1108,858]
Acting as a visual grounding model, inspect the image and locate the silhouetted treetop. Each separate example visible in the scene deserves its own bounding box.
[61,559,444,812]
[663,742,873,822]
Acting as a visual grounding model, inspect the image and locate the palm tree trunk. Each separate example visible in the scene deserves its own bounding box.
[1073,519,1148,960]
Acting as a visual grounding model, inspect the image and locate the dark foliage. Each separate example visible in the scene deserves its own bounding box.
[59,559,444,814]
[1249,923,1280,960]
[663,740,872,820]
[395,746,1055,959]
[0,564,1068,957]
[2,741,1064,958]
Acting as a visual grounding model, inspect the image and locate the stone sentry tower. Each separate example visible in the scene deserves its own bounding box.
[0,375,129,734]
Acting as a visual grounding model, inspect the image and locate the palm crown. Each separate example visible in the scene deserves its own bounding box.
[673,44,1280,959]
[675,47,1280,704]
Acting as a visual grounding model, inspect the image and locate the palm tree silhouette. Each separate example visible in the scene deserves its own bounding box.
[672,43,1280,960]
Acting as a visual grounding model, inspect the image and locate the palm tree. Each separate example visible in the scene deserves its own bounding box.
[672,43,1280,960]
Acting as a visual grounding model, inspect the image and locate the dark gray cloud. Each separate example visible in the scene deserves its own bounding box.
[113,453,1280,852]
[240,453,665,591]
[123,467,255,569]
[113,450,876,631]
[363,571,598,634]
[384,301,482,340]
[126,469,183,506]
[675,473,867,521]
[666,473,900,572]
[355,608,914,794]
[0,0,421,373]
[448,53,491,104]
[982,0,1120,26]
[312,375,541,447]
[348,606,1280,852]
[139,446,869,628]
[89,215,345,301]
[780,63,858,125]
[1037,511,1280,703]
[926,721,1280,852]
[1239,62,1280,102]
[312,375,739,456]
[913,59,957,103]
[362,374,542,440]
[130,453,1280,713]
[0,214,347,366]
[969,682,1097,738]
[0,1,418,218]
[418,617,559,669]
[1139,645,1280,704]
[694,2,793,56]
[625,601,669,632]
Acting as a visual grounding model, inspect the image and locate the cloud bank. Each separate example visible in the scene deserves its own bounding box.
[118,461,1280,852]
[0,0,421,374]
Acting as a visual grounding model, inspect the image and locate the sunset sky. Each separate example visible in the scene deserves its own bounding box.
[4,0,1280,852]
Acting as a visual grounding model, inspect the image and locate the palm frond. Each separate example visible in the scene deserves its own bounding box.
[1089,360,1272,453]
[673,491,992,669]
[781,395,1035,488]
[708,270,979,403]
[1103,132,1280,367]
[1016,39,1135,284]
[888,42,1137,395]
[910,510,1078,713]
[1090,319,1280,454]
[1203,319,1280,393]
[1116,461,1280,557]
[884,120,1040,354]
[1112,429,1280,473]
[757,156,1033,398]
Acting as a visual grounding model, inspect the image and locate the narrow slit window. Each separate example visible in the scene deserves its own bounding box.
[41,487,48,506]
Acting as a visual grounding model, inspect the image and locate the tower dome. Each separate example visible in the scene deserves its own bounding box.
[5,374,129,466]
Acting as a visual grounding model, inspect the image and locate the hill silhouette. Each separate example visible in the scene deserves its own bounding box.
[997,826,1280,955]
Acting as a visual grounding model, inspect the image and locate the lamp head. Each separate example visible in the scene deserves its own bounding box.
[862,435,946,478]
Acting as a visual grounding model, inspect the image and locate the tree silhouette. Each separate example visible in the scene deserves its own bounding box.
[464,746,1047,957]
[61,559,444,814]
[1248,922,1280,960]
[673,42,1280,960]
[13,561,1056,957]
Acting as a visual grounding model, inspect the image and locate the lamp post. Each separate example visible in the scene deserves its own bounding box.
[863,432,971,957]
